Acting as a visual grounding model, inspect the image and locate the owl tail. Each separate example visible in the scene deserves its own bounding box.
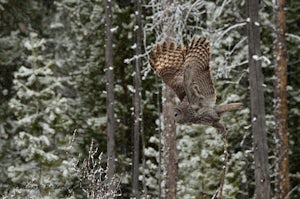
[215,103,244,115]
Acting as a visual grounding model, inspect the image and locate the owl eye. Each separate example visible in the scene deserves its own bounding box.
[174,112,178,118]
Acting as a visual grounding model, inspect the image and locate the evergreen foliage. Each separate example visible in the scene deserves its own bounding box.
[0,0,299,198]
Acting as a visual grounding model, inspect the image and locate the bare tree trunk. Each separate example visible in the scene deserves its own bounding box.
[162,85,177,199]
[246,0,271,198]
[156,76,163,199]
[105,0,116,196]
[274,0,290,198]
[132,0,143,197]
[162,1,177,198]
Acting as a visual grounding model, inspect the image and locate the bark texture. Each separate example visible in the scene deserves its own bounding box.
[274,0,290,198]
[162,1,178,198]
[162,86,177,199]
[105,0,116,195]
[132,0,142,197]
[246,0,271,198]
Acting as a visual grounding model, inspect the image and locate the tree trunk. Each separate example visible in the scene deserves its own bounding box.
[162,85,177,199]
[162,1,177,198]
[105,0,116,195]
[132,0,142,197]
[246,0,271,198]
[274,0,290,198]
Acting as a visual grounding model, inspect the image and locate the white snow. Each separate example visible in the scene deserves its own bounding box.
[252,55,259,60]
[131,43,137,49]
[24,40,33,50]
[110,26,118,33]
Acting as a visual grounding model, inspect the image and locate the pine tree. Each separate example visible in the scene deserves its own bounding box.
[1,0,299,197]
[7,32,77,197]
[285,1,300,197]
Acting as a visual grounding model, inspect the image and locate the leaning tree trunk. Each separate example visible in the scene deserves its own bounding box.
[105,0,116,195]
[162,1,178,198]
[274,0,290,198]
[246,0,271,198]
[132,0,143,197]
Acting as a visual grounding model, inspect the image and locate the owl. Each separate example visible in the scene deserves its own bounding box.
[149,37,243,134]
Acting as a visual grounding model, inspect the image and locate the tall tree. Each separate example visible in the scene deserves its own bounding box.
[162,1,178,198]
[7,32,77,198]
[274,0,290,198]
[132,0,143,197]
[105,0,116,195]
[162,86,177,199]
[246,0,271,198]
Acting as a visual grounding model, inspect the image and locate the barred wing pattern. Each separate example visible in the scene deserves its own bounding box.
[183,37,216,107]
[150,37,243,134]
[149,41,186,101]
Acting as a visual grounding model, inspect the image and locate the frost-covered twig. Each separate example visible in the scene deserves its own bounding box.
[75,140,120,198]
[284,185,299,199]
[215,22,247,45]
[286,33,300,42]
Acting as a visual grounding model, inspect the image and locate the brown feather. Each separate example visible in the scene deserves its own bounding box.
[169,42,175,50]
[149,41,186,101]
[183,37,216,107]
[156,43,161,54]
[162,41,167,51]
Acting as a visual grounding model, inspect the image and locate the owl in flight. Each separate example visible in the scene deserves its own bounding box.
[149,37,243,134]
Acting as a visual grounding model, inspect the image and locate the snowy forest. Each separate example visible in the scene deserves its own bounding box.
[0,0,299,198]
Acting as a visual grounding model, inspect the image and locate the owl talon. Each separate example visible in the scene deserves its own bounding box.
[212,122,228,140]
[220,128,228,140]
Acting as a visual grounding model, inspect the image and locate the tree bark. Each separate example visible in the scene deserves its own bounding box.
[132,0,142,197]
[246,0,271,198]
[162,1,177,198]
[274,0,290,198]
[105,0,116,195]
[162,85,177,199]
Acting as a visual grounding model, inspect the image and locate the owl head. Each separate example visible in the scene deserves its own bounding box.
[173,101,211,125]
[173,101,194,124]
[174,106,198,125]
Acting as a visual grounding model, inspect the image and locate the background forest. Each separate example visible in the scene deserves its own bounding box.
[0,0,299,198]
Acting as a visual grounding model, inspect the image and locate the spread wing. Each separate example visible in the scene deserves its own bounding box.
[149,41,186,101]
[183,37,216,107]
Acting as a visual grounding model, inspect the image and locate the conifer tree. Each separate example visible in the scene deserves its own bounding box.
[7,32,76,197]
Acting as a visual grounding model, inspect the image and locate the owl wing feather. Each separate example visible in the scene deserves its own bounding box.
[149,41,186,101]
[183,37,216,108]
